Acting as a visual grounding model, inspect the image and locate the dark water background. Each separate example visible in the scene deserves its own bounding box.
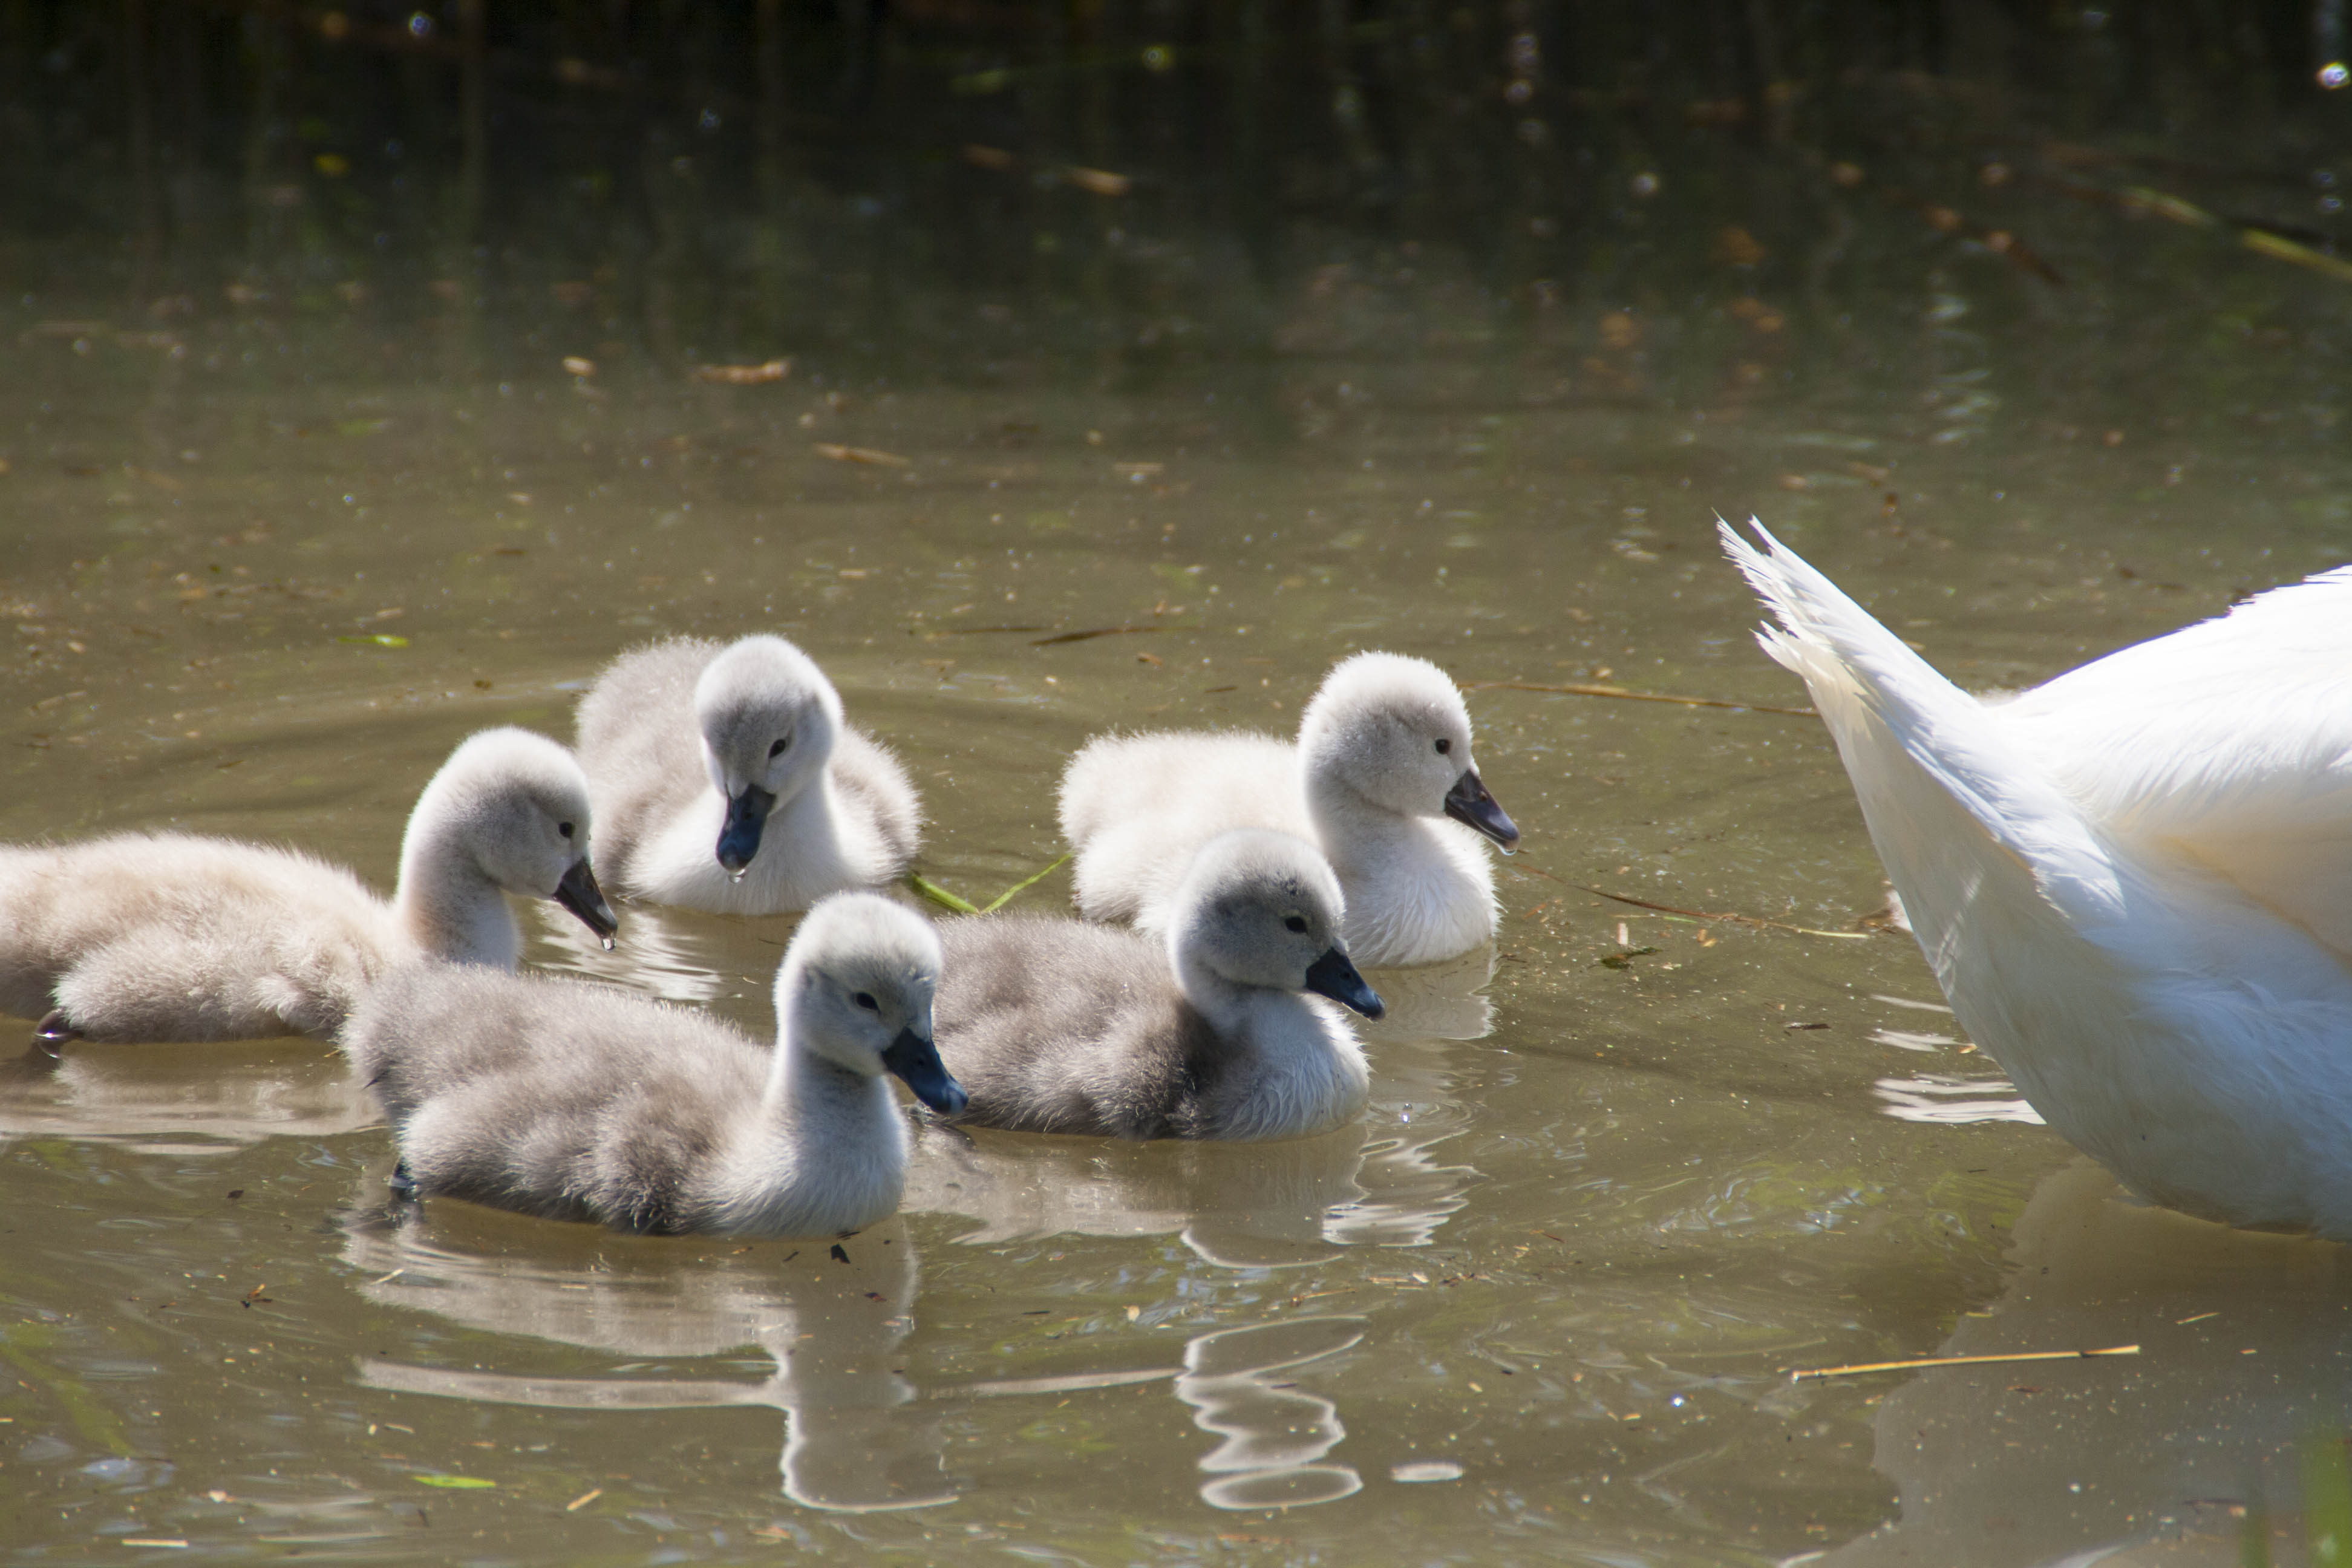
[4,4,2352,1564]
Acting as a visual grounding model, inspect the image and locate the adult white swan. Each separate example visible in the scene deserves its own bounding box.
[1724,518,2352,1237]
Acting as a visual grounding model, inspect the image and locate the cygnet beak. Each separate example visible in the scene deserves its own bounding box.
[716,783,777,878]
[882,1028,970,1117]
[1443,767,1520,851]
[1303,946,1385,1020]
[552,858,620,950]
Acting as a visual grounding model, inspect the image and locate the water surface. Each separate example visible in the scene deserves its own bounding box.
[4,279,2351,1566]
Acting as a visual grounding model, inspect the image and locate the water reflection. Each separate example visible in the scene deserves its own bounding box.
[342,1195,952,1513]
[1177,1317,1367,1511]
[1872,1072,2046,1126]
[1357,945,1498,1045]
[529,898,800,1007]
[1820,1160,2352,1567]
[903,942,1489,1261]
[0,1037,376,1154]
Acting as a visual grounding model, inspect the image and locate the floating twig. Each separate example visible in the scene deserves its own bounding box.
[813,442,911,467]
[1791,1344,2139,1381]
[1030,625,1175,646]
[1464,679,1815,718]
[693,358,790,385]
[907,855,1072,916]
[1512,857,1872,939]
[1572,883,1872,941]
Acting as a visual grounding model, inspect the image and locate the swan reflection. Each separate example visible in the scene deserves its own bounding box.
[1819,1160,2352,1567]
[0,1037,376,1154]
[342,1193,950,1513]
[1357,943,1497,1045]
[529,898,800,1007]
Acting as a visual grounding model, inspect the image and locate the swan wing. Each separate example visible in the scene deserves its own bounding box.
[1997,567,2352,961]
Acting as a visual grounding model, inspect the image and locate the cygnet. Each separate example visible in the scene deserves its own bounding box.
[1060,651,1518,967]
[575,635,920,915]
[0,727,618,1045]
[345,892,967,1236]
[935,829,1382,1141]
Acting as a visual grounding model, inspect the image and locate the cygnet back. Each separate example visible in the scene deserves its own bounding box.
[347,892,964,1236]
[1058,650,1518,967]
[0,726,615,1044]
[936,830,1380,1141]
[575,636,921,915]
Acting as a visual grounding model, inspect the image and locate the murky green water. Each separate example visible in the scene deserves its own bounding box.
[5,274,2352,1567]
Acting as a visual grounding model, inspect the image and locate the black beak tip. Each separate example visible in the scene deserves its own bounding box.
[883,1030,969,1117]
[1302,946,1384,1020]
[1443,768,1521,849]
[554,860,621,942]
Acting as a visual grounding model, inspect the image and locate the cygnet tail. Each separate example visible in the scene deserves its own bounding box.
[1719,518,2120,937]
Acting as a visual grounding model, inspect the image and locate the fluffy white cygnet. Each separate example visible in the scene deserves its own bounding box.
[1726,517,2352,1237]
[0,727,618,1044]
[935,829,1382,1141]
[575,635,920,915]
[1060,651,1518,967]
[345,892,967,1236]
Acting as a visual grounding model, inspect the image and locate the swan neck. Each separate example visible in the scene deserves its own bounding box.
[393,816,518,969]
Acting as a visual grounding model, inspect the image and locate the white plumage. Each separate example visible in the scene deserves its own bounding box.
[935,829,1382,1141]
[575,635,920,914]
[1059,651,1519,967]
[1725,518,2352,1236]
[0,727,616,1044]
[344,892,967,1237]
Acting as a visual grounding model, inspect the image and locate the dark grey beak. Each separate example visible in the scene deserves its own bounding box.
[716,783,777,875]
[1302,946,1384,1020]
[882,1028,969,1117]
[1443,767,1520,850]
[552,858,619,949]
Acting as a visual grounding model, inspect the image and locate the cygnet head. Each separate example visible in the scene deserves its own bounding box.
[695,635,845,877]
[1170,831,1384,1019]
[402,727,619,946]
[777,892,966,1116]
[1297,651,1520,850]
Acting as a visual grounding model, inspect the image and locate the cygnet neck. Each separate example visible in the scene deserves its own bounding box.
[1302,766,1428,881]
[1168,923,1260,1037]
[392,814,520,970]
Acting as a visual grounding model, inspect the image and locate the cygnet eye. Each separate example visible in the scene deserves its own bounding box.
[558,822,575,839]
[1434,737,1452,756]
[1283,915,1308,934]
[853,991,880,1011]
[769,736,791,759]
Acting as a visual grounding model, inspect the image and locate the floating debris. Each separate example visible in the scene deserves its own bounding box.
[693,358,790,385]
[1791,1345,2138,1381]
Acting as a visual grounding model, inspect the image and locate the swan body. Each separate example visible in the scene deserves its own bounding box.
[1060,652,1518,968]
[0,728,617,1044]
[935,829,1383,1141]
[1725,518,2352,1236]
[575,636,920,915]
[345,892,967,1236]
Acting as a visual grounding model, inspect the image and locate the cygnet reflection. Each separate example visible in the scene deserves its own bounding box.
[898,930,1486,1261]
[1817,1160,2352,1568]
[905,1102,1478,1265]
[529,897,799,1007]
[342,1183,950,1512]
[0,1038,377,1155]
[1355,942,1497,1045]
